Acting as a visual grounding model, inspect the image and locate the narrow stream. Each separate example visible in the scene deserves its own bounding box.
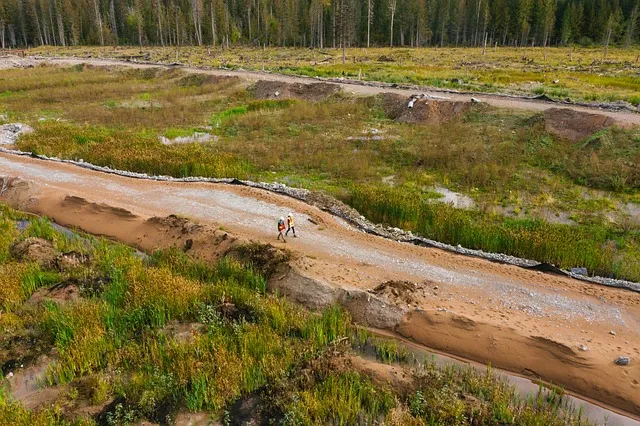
[356,329,640,426]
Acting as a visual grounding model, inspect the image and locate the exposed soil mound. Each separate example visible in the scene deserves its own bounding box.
[172,412,216,425]
[341,355,415,397]
[0,176,38,209]
[27,282,80,305]
[148,214,204,235]
[379,93,473,124]
[1,333,49,380]
[371,280,427,306]
[176,73,238,87]
[62,196,139,220]
[228,392,264,426]
[232,242,292,278]
[161,321,204,344]
[543,108,615,142]
[252,80,340,101]
[10,238,59,267]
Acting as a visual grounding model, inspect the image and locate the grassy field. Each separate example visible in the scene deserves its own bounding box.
[31,45,640,106]
[0,205,594,425]
[1,63,639,281]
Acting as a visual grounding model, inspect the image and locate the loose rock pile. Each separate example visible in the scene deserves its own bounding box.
[0,124,33,146]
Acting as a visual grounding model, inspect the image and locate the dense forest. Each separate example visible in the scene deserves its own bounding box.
[0,0,638,49]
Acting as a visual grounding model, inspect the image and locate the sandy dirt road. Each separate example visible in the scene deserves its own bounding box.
[22,56,640,126]
[1,151,640,419]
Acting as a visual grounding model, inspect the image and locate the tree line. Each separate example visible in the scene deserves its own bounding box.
[1,0,638,49]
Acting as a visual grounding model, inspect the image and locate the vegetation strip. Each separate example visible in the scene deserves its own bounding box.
[2,146,639,293]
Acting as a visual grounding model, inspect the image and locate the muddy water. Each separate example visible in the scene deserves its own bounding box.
[358,331,640,426]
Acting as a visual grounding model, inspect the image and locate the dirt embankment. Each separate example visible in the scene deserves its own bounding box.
[543,108,616,142]
[251,80,341,101]
[379,93,476,124]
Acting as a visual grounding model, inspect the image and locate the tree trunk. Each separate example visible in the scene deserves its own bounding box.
[110,0,118,45]
[247,0,251,41]
[10,23,19,47]
[154,0,163,46]
[55,0,66,47]
[210,1,216,46]
[604,25,612,58]
[332,0,336,48]
[49,2,57,45]
[31,1,44,45]
[367,0,371,48]
[93,0,104,45]
[474,0,482,46]
[320,7,323,48]
[389,0,396,47]
[175,6,180,46]
[192,0,203,46]
[482,31,487,55]
[624,4,638,48]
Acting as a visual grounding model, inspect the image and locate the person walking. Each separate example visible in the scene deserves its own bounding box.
[285,213,297,238]
[277,217,287,243]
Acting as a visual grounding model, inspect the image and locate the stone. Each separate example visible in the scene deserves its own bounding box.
[610,330,616,336]
[571,267,588,276]
[578,344,589,351]
[0,123,34,145]
[614,356,630,366]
